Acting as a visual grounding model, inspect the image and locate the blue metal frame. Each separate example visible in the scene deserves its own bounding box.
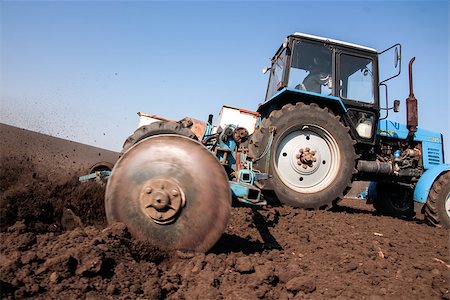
[79,171,111,182]
[229,181,252,198]
[229,181,266,205]
[216,125,238,169]
[413,164,450,203]
[205,123,213,136]
[377,120,443,143]
[237,169,255,185]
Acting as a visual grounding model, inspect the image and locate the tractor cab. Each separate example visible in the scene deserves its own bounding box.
[263,33,383,142]
[266,33,379,106]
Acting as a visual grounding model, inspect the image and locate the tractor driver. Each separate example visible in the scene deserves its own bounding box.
[296,54,332,94]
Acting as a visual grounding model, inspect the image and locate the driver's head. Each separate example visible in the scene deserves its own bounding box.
[312,53,331,72]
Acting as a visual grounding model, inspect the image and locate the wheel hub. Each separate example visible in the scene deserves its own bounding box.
[296,147,317,169]
[139,177,186,224]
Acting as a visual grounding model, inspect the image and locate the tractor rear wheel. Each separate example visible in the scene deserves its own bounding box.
[105,135,231,252]
[250,102,356,209]
[122,121,197,153]
[424,171,450,228]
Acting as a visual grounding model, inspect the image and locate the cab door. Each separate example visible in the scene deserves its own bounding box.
[336,50,380,144]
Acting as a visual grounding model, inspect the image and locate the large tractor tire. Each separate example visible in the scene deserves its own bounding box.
[105,135,232,252]
[424,171,450,228]
[372,183,414,219]
[250,102,356,209]
[122,121,197,153]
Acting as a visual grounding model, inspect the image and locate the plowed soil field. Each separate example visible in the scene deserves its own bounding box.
[1,124,448,299]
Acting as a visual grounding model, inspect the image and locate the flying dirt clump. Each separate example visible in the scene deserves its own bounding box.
[0,158,106,233]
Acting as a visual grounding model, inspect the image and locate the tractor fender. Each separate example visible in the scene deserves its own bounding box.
[413,164,450,204]
[257,88,347,117]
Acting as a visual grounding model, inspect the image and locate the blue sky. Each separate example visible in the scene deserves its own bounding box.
[1,1,449,159]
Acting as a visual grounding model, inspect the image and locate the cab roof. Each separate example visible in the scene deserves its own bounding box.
[291,32,378,53]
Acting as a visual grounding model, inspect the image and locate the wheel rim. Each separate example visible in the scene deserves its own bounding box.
[274,124,340,193]
[390,188,412,211]
[445,192,450,219]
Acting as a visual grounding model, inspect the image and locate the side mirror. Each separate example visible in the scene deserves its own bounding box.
[379,43,402,84]
[394,46,401,68]
[393,99,400,112]
[262,66,271,74]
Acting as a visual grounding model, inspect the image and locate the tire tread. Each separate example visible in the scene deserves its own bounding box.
[424,171,450,228]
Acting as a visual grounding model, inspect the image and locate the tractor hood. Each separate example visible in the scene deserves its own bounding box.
[378,119,444,169]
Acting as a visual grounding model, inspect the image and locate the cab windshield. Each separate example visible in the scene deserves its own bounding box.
[265,39,375,105]
[288,41,332,96]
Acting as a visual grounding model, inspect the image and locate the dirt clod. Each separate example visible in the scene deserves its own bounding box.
[235,256,255,273]
[286,276,316,293]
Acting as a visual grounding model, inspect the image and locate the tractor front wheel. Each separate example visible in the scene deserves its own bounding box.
[372,183,414,219]
[105,135,232,252]
[424,171,450,228]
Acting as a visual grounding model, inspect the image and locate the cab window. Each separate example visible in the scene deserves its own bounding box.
[339,54,374,103]
[266,49,287,100]
[288,41,332,96]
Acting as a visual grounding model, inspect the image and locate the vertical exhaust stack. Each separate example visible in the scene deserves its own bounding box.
[406,57,418,139]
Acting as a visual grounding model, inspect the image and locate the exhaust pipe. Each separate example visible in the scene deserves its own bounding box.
[357,160,393,175]
[406,57,418,139]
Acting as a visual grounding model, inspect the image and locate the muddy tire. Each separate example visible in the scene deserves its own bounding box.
[122,121,197,153]
[372,183,414,219]
[250,102,356,209]
[424,171,450,228]
[106,135,231,252]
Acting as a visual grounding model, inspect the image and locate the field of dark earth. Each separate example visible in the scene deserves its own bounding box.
[1,123,448,299]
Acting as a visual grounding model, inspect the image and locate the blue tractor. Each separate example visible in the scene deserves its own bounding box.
[105,33,449,252]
